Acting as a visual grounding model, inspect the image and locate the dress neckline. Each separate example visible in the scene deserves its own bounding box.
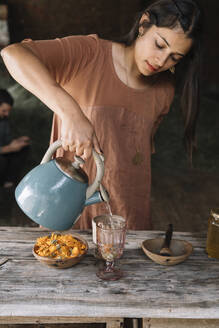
[108,42,154,94]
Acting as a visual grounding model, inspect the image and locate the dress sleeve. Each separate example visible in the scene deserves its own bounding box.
[21,34,99,85]
[151,80,175,154]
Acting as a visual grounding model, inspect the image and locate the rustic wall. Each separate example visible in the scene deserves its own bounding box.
[6,0,143,40]
[199,0,219,88]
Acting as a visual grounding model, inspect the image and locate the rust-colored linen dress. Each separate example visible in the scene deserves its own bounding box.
[23,34,174,230]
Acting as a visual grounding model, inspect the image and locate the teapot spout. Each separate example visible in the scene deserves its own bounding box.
[85,184,109,207]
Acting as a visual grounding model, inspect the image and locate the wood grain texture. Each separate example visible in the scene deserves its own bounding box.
[0,316,122,326]
[143,318,219,328]
[0,227,219,322]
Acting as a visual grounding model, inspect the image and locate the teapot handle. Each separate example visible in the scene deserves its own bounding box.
[40,140,104,200]
[86,149,104,200]
[41,140,62,164]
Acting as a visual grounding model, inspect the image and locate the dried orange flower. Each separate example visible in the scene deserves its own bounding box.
[34,233,86,259]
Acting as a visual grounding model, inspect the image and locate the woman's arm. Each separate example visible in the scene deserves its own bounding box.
[1,43,100,159]
[0,138,30,154]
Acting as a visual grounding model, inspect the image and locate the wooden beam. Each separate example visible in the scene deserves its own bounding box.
[143,318,219,328]
[0,316,123,326]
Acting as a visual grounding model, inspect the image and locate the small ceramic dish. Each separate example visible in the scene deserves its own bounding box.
[142,238,193,266]
[32,233,88,269]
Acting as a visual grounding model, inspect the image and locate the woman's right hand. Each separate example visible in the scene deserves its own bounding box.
[60,111,101,160]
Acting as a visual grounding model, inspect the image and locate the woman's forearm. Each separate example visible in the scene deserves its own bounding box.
[0,145,11,154]
[1,43,101,157]
[0,43,83,120]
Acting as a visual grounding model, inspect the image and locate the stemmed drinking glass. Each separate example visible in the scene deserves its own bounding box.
[96,215,127,281]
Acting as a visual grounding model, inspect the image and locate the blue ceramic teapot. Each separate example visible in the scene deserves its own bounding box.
[15,140,109,231]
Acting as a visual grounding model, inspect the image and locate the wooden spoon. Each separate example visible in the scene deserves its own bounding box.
[160,224,173,256]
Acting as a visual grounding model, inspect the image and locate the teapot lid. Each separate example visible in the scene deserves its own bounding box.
[55,157,88,183]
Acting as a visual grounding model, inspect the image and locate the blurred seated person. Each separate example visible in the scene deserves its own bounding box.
[0,89,30,188]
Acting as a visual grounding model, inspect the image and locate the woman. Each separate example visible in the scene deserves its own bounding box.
[1,0,203,230]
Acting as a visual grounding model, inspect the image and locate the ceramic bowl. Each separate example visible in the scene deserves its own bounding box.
[32,233,88,269]
[141,238,193,266]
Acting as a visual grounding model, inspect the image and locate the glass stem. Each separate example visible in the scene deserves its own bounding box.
[105,260,115,272]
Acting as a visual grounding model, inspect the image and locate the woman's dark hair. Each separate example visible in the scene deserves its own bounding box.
[116,0,203,162]
[0,89,14,106]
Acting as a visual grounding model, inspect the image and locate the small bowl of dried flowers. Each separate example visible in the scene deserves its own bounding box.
[32,232,88,268]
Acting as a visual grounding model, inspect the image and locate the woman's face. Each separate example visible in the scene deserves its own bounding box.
[134,21,193,76]
[0,103,11,119]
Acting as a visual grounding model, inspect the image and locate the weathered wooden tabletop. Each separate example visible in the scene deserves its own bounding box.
[0,226,219,323]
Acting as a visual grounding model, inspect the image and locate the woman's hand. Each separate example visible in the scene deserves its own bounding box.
[7,137,30,152]
[60,111,101,160]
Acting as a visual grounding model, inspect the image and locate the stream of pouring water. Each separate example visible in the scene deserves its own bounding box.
[105,201,116,229]
[105,201,113,218]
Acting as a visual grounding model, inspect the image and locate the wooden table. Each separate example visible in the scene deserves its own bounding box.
[0,227,219,328]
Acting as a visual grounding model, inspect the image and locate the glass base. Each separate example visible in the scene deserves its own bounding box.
[96,267,123,281]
